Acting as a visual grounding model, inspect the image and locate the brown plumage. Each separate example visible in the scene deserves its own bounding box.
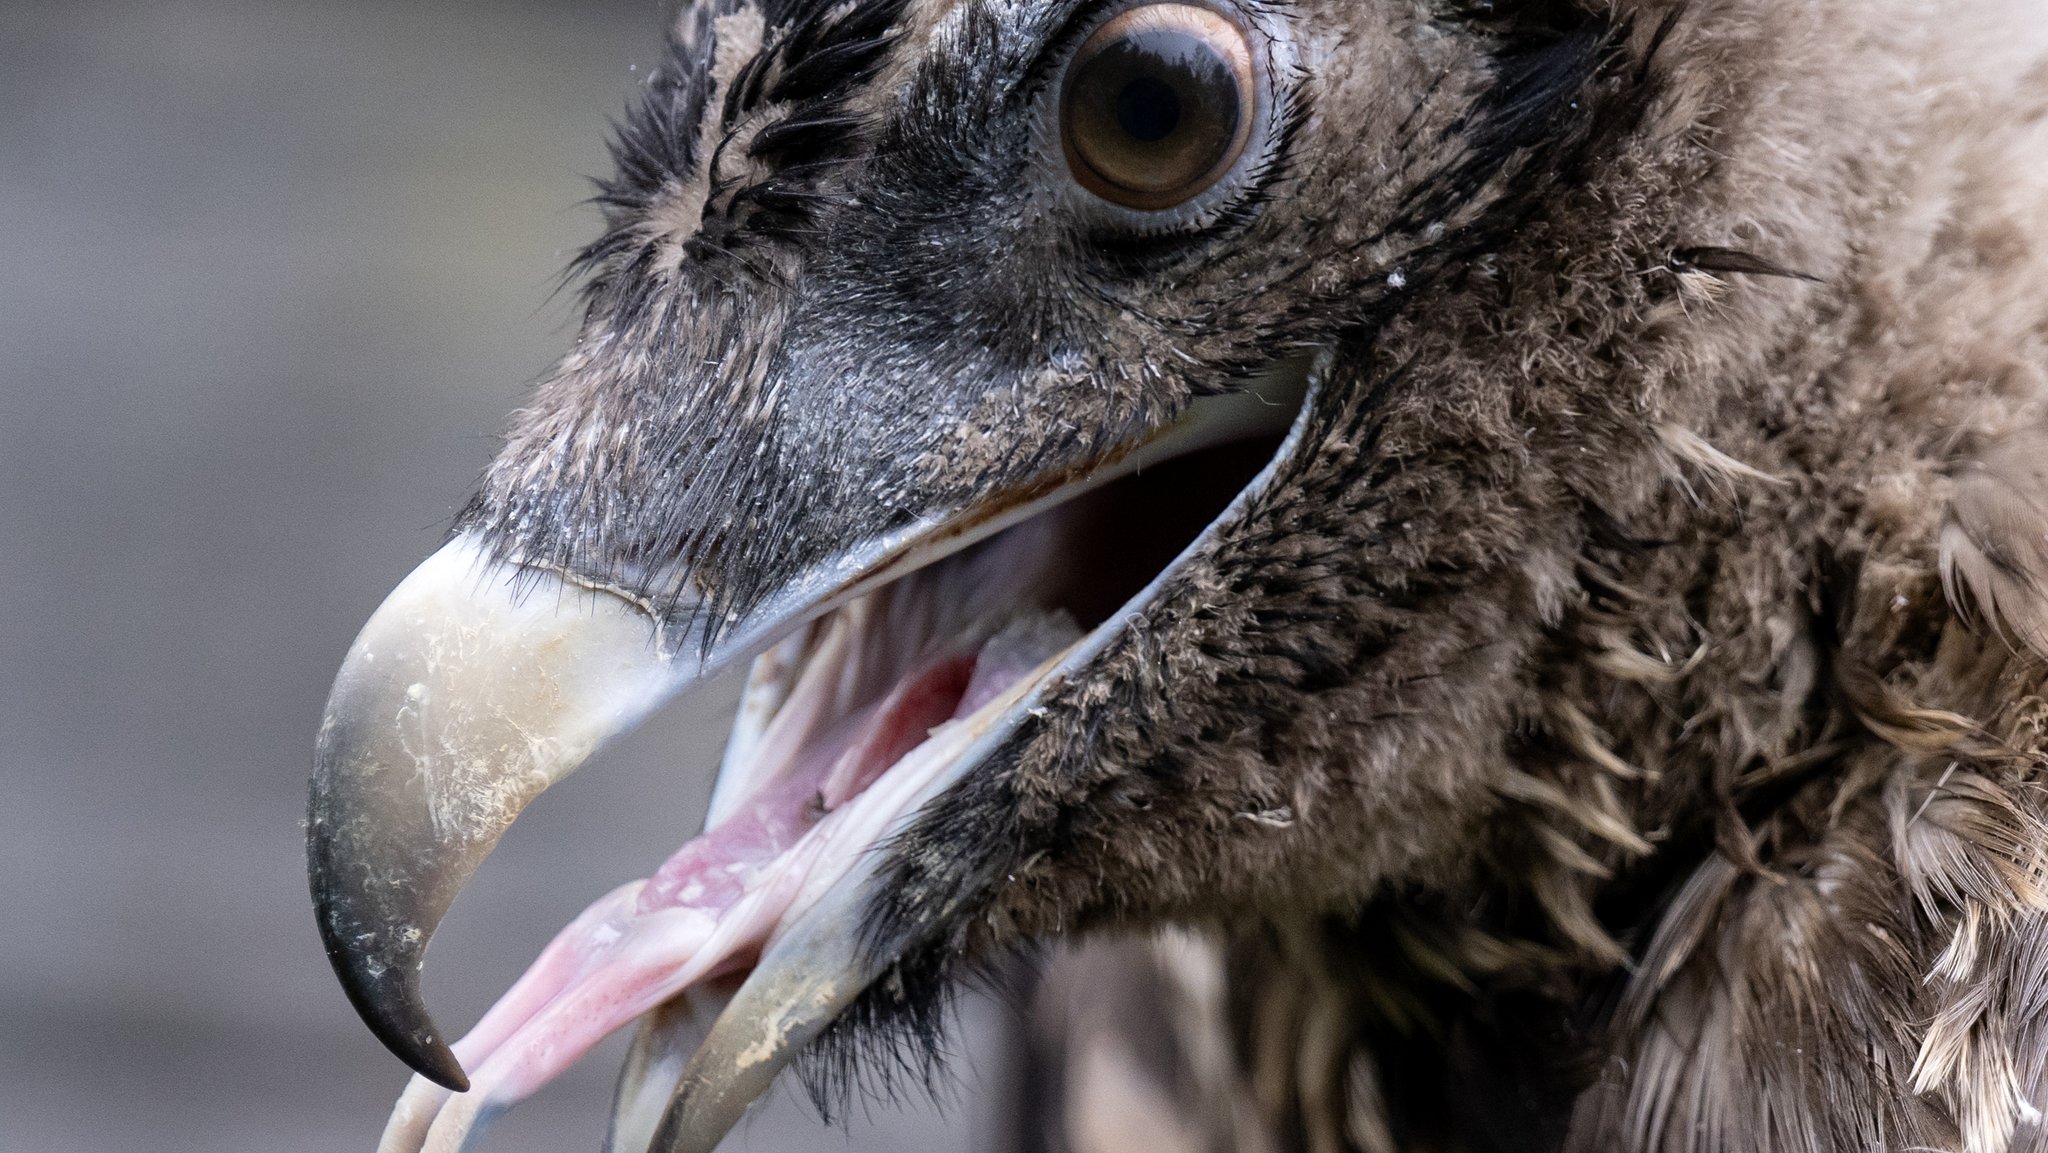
[996,2,2048,1149]
[306,0,2048,1150]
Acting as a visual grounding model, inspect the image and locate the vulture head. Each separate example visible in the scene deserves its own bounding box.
[310,0,2048,1150]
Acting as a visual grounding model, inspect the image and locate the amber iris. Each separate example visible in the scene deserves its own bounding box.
[1060,4,1255,211]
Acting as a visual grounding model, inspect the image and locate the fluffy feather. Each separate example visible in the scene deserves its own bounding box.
[1944,432,2048,661]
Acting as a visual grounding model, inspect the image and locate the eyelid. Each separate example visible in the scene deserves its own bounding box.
[1078,3,1254,71]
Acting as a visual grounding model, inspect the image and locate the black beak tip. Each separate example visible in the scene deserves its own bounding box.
[322,936,472,1092]
[309,857,471,1092]
[369,1012,471,1094]
[309,749,473,1091]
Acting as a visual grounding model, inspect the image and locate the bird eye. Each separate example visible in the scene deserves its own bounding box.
[1060,3,1257,212]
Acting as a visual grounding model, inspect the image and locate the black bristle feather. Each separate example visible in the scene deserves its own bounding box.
[747,110,869,161]
[575,0,914,294]
[767,33,900,105]
[1668,245,1824,282]
[790,939,1036,1124]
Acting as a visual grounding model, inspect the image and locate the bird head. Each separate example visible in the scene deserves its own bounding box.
[309,0,1693,1147]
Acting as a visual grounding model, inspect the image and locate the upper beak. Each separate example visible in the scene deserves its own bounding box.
[307,538,703,1091]
[309,364,1314,1151]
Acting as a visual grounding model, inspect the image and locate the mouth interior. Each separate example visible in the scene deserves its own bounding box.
[392,430,1288,1144]
[648,430,1285,931]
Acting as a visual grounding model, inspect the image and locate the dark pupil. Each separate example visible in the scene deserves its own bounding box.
[1116,75,1182,143]
[1066,26,1241,203]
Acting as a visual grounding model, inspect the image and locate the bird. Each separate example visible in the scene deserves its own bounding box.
[303,0,2048,1149]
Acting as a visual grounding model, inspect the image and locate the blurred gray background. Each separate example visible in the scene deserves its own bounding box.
[0,2,1003,1150]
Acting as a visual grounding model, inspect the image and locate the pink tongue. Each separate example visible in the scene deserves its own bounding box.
[412,612,1083,1134]
[437,652,980,1109]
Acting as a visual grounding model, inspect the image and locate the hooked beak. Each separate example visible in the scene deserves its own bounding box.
[308,539,699,1092]
[310,360,1317,1152]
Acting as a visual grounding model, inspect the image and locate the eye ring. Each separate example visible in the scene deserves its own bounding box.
[1058,3,1258,212]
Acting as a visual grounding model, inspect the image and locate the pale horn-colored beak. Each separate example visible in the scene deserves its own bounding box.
[307,537,701,1090]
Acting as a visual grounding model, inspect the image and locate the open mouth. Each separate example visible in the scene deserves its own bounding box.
[323,361,1316,1153]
